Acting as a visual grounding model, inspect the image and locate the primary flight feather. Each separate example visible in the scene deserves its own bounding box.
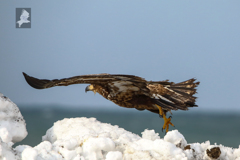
[23,72,200,132]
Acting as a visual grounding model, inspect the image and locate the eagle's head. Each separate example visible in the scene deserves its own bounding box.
[85,84,97,94]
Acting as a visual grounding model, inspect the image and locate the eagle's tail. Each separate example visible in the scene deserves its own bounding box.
[164,78,200,109]
[169,78,199,95]
[149,78,199,132]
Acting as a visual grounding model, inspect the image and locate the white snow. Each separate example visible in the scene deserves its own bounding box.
[0,139,17,160]
[0,93,27,144]
[1,92,240,160]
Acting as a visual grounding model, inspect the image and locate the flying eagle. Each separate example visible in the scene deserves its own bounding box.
[23,72,199,132]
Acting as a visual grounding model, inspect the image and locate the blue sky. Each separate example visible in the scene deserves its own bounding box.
[0,1,240,112]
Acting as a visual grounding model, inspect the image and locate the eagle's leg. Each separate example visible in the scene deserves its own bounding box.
[156,104,174,132]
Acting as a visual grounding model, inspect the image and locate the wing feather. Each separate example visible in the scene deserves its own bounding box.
[22,72,146,89]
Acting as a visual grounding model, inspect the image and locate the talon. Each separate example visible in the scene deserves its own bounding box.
[156,104,174,133]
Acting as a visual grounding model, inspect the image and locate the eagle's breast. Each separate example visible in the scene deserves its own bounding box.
[94,84,110,99]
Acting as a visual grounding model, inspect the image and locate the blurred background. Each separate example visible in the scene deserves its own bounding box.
[0,1,240,148]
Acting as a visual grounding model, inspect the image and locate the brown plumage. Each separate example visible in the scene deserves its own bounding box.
[23,72,200,132]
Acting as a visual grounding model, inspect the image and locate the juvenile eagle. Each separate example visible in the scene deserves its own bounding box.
[23,72,199,132]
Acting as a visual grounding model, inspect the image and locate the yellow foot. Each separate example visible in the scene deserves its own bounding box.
[162,115,174,132]
[156,104,174,133]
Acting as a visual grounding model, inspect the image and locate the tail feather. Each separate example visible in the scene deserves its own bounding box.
[168,87,197,96]
[163,78,200,109]
[174,78,198,85]
[162,93,197,107]
[168,78,199,96]
[170,78,199,88]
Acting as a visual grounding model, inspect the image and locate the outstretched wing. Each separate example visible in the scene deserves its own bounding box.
[22,72,147,89]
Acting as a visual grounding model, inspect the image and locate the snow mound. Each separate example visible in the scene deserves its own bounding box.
[15,118,240,160]
[1,93,240,160]
[0,93,27,144]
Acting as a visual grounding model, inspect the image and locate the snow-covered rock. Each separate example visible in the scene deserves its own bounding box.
[0,93,27,144]
[0,93,28,160]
